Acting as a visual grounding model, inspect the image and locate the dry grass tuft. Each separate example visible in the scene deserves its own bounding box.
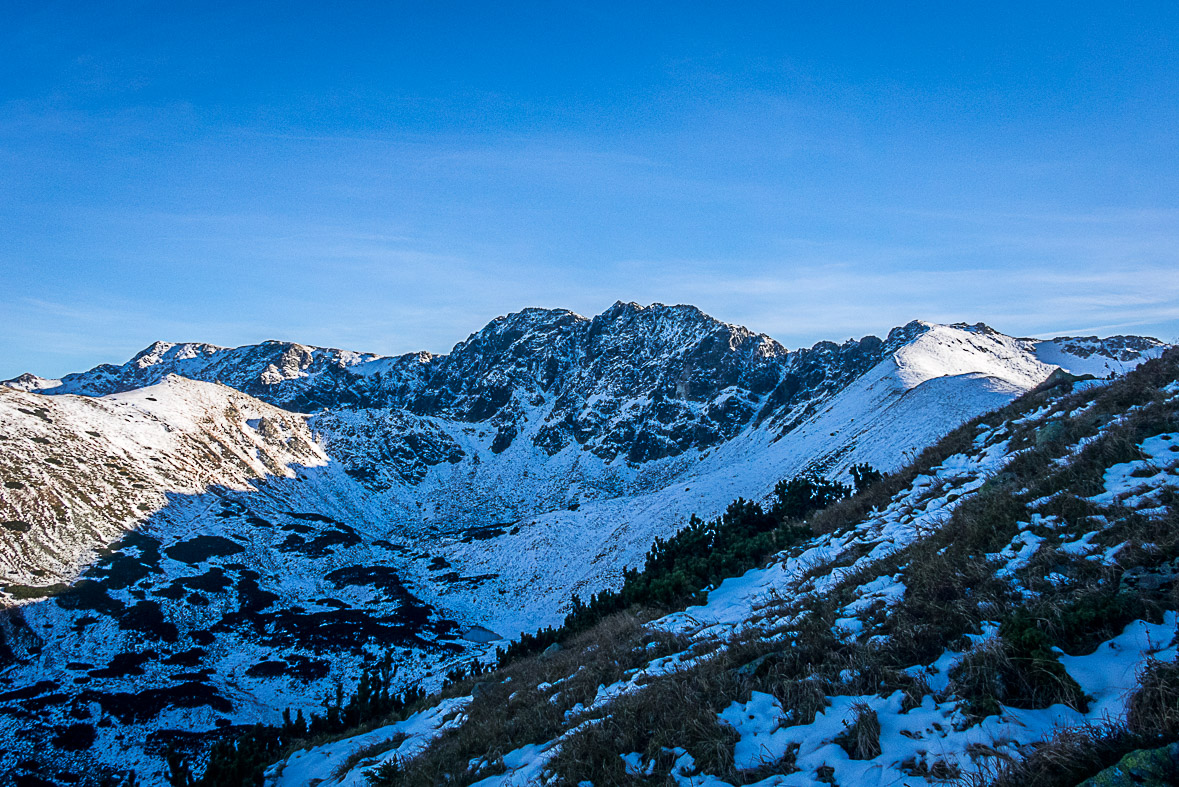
[948,637,1088,720]
[1127,657,1179,740]
[833,701,881,760]
[982,723,1133,787]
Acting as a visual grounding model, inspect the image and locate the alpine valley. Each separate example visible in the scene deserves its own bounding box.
[0,302,1168,785]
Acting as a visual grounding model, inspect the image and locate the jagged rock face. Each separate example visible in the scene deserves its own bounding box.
[1051,335,1167,362]
[6,305,1172,471]
[397,305,927,461]
[0,305,929,464]
[3,305,1170,472]
[312,408,466,486]
[321,302,799,460]
[396,308,589,454]
[535,303,785,461]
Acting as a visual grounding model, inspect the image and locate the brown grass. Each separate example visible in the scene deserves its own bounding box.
[1126,658,1179,739]
[981,724,1130,787]
[378,612,688,786]
[833,701,881,760]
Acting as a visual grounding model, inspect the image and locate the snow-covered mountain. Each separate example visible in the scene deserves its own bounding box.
[272,344,1179,787]
[0,303,1167,784]
[7,305,1161,462]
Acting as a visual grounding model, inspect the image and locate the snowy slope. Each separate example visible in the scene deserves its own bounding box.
[1032,333,1167,377]
[0,376,327,585]
[0,382,473,783]
[0,307,1168,784]
[289,346,1179,787]
[340,322,1150,640]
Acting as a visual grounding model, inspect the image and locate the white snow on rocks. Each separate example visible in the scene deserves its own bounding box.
[1090,432,1179,510]
[267,696,471,787]
[709,613,1177,786]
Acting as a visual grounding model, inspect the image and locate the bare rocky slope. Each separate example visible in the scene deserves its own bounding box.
[0,303,1166,784]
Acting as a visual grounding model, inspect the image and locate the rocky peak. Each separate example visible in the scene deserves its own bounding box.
[2,373,59,392]
[440,307,588,391]
[128,340,226,370]
[1050,334,1166,361]
[884,319,933,346]
[587,302,735,356]
[947,321,1002,337]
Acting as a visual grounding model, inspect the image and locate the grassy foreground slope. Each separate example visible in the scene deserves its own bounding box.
[263,348,1179,786]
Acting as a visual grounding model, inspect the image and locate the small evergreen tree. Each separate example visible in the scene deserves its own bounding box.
[850,463,884,494]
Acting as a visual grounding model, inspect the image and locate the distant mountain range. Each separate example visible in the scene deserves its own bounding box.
[0,302,1167,782]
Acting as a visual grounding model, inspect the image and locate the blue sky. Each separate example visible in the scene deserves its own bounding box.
[2,2,1177,379]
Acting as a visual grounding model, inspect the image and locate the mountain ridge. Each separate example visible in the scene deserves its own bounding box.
[8,303,1164,408]
[4,304,1165,465]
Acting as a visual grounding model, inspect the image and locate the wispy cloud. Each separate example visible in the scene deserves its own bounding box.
[3,10,1177,378]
